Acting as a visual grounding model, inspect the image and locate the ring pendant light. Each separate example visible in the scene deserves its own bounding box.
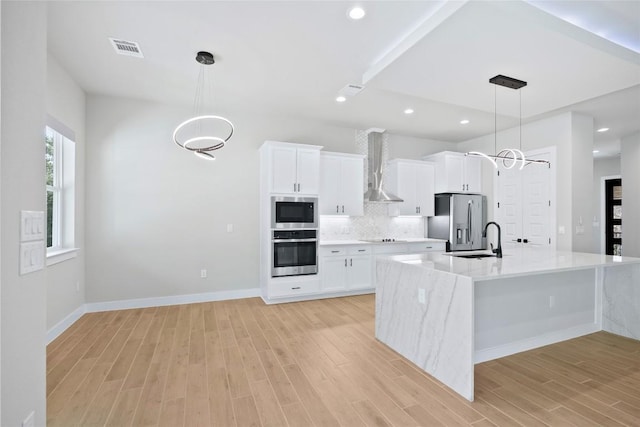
[173,51,234,161]
[467,75,550,169]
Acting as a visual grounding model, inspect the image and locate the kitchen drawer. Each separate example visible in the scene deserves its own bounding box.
[269,279,320,298]
[318,247,347,256]
[347,245,371,255]
[406,242,445,253]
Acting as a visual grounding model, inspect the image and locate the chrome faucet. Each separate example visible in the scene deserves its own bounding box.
[483,222,503,258]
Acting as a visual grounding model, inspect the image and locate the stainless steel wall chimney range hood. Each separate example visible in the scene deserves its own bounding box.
[363,129,403,203]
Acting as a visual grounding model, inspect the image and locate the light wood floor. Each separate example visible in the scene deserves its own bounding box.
[47,294,640,426]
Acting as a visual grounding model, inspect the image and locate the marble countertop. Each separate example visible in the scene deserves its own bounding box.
[319,238,446,246]
[382,247,640,281]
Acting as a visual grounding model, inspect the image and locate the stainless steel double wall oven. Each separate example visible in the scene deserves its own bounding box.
[270,196,318,277]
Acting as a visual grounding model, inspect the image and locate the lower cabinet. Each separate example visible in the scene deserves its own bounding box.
[319,245,372,292]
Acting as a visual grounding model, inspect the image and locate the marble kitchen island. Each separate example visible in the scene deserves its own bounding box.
[375,247,640,401]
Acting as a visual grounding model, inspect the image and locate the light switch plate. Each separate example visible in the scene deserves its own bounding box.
[20,210,45,242]
[20,241,45,275]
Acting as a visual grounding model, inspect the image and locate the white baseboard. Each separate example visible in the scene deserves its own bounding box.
[474,323,600,364]
[47,288,261,344]
[85,288,261,313]
[47,305,87,345]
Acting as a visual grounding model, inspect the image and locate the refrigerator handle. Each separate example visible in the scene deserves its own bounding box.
[467,200,472,244]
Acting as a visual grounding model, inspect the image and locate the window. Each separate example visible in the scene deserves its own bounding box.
[45,123,77,264]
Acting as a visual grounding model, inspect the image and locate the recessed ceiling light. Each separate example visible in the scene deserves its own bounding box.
[348,6,366,20]
[460,119,470,125]
[593,150,600,153]
[597,127,610,133]
[336,96,347,103]
[404,108,414,115]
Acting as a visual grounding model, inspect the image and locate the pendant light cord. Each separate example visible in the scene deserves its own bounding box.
[494,84,497,155]
[519,89,522,152]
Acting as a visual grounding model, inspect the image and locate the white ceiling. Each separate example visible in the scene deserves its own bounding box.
[47,1,640,156]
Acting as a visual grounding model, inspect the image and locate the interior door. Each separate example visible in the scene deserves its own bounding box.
[522,157,552,247]
[495,148,554,248]
[496,166,522,245]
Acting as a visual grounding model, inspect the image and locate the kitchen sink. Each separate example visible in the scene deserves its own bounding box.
[451,253,496,259]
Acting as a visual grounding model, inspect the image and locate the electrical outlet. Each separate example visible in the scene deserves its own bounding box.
[418,288,426,304]
[200,269,207,278]
[558,226,565,235]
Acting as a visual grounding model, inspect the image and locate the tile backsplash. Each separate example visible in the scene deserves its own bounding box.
[319,206,426,240]
[320,129,427,241]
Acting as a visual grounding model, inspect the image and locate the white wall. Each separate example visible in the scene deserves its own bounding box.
[388,134,456,160]
[570,114,595,253]
[1,2,47,426]
[621,132,640,257]
[85,95,380,303]
[46,54,86,330]
[592,156,620,253]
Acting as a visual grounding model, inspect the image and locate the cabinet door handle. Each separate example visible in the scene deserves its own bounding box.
[462,184,465,191]
[418,207,421,214]
[331,250,340,253]
[345,259,347,267]
[336,205,339,213]
[342,205,344,213]
[297,183,301,192]
[291,286,301,290]
[350,259,353,267]
[358,249,366,252]
[294,183,297,192]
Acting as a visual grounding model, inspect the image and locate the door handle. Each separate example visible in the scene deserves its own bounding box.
[523,239,528,243]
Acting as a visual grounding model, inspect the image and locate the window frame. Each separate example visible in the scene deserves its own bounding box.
[45,120,78,265]
[46,127,63,251]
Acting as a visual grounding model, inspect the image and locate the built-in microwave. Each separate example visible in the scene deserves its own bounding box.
[272,229,318,277]
[271,196,318,229]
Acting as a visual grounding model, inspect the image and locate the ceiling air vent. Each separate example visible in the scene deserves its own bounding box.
[339,83,365,98]
[108,38,144,58]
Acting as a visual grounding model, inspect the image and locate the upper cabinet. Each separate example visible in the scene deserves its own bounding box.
[320,152,364,216]
[422,151,482,193]
[386,159,435,217]
[261,141,323,195]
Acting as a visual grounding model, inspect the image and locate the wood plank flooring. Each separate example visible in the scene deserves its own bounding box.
[47,294,640,426]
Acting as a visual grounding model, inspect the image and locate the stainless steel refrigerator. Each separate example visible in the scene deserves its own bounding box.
[427,193,487,251]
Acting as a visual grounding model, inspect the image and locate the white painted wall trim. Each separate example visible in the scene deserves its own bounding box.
[600,175,621,254]
[84,288,261,313]
[474,322,599,364]
[46,305,86,344]
[47,288,261,344]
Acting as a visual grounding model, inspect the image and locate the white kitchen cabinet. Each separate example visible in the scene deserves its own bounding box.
[262,141,322,195]
[386,159,435,216]
[319,245,371,292]
[423,151,482,193]
[319,152,364,216]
